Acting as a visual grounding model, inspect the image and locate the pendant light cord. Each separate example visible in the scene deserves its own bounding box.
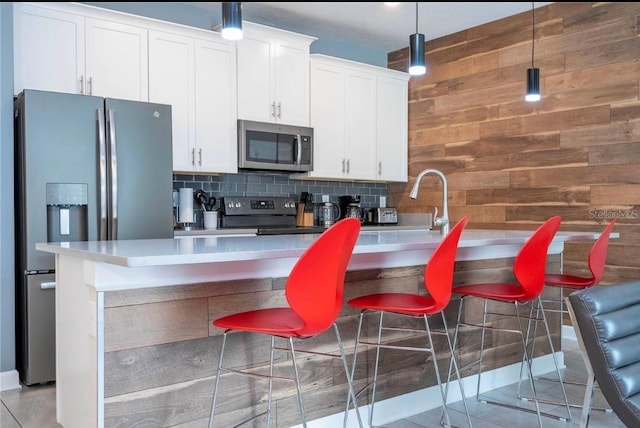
[415,2,419,34]
[531,1,535,67]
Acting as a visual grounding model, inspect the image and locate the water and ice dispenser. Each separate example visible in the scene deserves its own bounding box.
[46,183,88,242]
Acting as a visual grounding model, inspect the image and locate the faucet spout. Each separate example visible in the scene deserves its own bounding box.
[409,168,449,235]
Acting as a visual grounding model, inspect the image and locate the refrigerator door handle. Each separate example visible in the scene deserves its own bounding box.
[98,108,108,240]
[107,108,118,240]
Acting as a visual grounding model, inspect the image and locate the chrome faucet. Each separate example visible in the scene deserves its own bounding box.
[409,168,449,235]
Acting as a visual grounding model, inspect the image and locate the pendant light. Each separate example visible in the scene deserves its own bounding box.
[525,1,540,102]
[409,2,426,76]
[221,2,243,41]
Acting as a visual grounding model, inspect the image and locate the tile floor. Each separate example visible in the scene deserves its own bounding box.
[0,337,626,428]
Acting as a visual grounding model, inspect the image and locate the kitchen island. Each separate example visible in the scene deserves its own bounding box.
[37,227,608,427]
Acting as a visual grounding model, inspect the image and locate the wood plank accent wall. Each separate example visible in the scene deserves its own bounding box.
[387,2,640,285]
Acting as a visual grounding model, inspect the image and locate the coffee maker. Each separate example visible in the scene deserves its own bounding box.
[339,195,365,223]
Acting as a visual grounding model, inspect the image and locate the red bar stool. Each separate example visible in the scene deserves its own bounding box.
[208,218,363,428]
[449,216,572,427]
[543,217,617,322]
[346,217,471,427]
[518,217,618,410]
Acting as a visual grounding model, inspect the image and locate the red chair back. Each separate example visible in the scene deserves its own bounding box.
[286,218,361,336]
[424,216,469,312]
[587,217,617,285]
[514,216,562,301]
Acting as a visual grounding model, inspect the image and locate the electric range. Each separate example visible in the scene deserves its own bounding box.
[220,196,327,235]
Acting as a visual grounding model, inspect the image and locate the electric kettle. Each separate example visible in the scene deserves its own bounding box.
[319,202,341,227]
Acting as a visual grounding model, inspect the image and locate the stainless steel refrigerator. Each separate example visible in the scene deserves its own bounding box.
[14,89,174,385]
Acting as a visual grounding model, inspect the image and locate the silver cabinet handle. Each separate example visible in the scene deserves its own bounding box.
[198,148,202,166]
[271,102,277,118]
[378,161,382,176]
[88,77,93,95]
[191,148,195,165]
[41,281,56,290]
[277,102,281,118]
[342,159,346,173]
[80,75,84,95]
[347,159,350,174]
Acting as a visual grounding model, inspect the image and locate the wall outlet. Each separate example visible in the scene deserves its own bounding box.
[322,194,330,202]
[379,196,387,208]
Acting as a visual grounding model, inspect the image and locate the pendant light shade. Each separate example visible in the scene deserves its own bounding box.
[526,67,541,102]
[221,2,242,41]
[525,1,540,102]
[409,2,426,76]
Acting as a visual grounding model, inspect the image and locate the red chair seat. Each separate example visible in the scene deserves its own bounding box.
[213,308,305,337]
[544,273,596,289]
[453,283,528,303]
[348,292,438,316]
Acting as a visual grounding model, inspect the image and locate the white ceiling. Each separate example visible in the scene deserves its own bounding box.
[185,2,553,52]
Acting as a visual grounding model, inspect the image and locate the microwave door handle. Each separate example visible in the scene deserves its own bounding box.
[296,135,302,166]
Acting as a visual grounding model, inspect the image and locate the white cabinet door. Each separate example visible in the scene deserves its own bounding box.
[149,30,237,174]
[237,23,315,127]
[194,38,237,174]
[344,69,377,180]
[149,30,195,172]
[236,36,273,123]
[377,76,408,182]
[85,18,148,101]
[13,3,84,95]
[309,61,346,178]
[273,39,310,126]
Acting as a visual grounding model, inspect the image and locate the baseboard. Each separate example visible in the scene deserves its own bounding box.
[0,370,22,392]
[293,352,565,428]
[562,324,577,341]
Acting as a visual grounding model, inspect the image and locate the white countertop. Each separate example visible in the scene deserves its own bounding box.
[36,228,606,268]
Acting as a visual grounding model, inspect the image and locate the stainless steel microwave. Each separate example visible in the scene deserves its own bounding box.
[237,120,313,173]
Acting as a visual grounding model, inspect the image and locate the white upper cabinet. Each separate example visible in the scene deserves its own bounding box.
[303,54,409,182]
[236,22,316,127]
[149,29,237,174]
[13,3,84,95]
[14,3,148,101]
[377,75,409,182]
[84,18,148,101]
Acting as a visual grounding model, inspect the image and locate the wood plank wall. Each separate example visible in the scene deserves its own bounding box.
[387,2,640,285]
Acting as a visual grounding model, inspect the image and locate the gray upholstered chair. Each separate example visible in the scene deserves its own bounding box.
[567,280,640,428]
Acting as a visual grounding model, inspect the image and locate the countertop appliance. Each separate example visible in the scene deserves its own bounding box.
[221,196,327,235]
[339,195,365,223]
[237,119,314,173]
[367,207,398,225]
[319,202,341,227]
[14,89,174,385]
